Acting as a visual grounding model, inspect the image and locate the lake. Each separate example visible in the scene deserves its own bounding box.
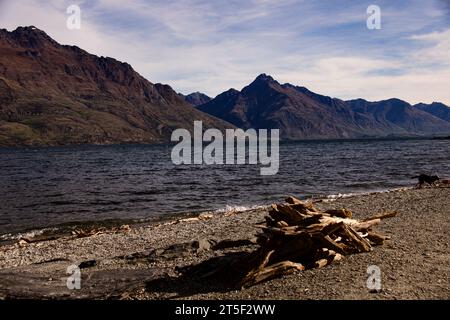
[1,138,449,235]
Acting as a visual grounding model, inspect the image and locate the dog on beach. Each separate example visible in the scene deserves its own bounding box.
[412,174,440,188]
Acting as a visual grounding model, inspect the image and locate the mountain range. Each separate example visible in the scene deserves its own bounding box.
[0,26,230,146]
[197,74,450,139]
[1,26,449,146]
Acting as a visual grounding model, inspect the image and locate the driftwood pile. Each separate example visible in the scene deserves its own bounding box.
[238,196,396,287]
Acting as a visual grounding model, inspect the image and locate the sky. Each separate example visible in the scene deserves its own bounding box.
[0,0,449,105]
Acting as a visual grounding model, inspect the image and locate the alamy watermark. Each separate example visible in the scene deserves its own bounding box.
[171,121,279,175]
[367,5,381,30]
[66,4,81,30]
[366,265,382,291]
[66,264,81,290]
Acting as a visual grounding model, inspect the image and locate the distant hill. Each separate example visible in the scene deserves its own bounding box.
[198,74,450,139]
[181,92,212,106]
[414,102,450,122]
[0,26,232,146]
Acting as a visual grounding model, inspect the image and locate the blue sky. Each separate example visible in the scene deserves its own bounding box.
[1,0,450,104]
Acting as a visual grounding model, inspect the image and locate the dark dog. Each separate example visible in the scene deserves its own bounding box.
[412,174,440,188]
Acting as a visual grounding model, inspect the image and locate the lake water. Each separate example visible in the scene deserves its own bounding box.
[1,138,449,235]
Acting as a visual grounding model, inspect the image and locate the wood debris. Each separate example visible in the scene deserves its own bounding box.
[237,196,396,287]
[72,224,131,238]
[177,213,214,224]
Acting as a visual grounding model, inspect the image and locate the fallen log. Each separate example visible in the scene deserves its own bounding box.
[362,211,398,221]
[353,218,381,231]
[241,260,305,288]
[366,231,390,245]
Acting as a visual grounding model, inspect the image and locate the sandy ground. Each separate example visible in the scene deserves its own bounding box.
[0,187,449,300]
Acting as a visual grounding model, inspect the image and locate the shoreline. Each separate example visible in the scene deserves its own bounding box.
[0,204,270,245]
[0,185,416,243]
[0,186,449,299]
[0,135,446,149]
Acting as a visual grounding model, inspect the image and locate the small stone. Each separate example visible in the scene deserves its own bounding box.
[369,289,382,294]
[78,259,97,269]
[119,225,131,231]
[196,239,216,252]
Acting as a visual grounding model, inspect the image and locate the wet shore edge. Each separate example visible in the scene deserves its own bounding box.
[0,186,415,245]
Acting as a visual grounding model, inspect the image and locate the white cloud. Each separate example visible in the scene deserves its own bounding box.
[276,53,450,105]
[409,29,450,66]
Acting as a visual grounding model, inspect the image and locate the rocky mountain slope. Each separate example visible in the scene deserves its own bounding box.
[2,26,449,145]
[414,102,450,123]
[198,74,450,139]
[0,26,231,146]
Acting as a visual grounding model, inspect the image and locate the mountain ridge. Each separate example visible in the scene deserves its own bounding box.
[1,27,449,146]
[197,73,450,139]
[414,102,450,122]
[0,26,233,146]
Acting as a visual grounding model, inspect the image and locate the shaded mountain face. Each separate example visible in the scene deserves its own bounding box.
[181,92,211,106]
[198,74,450,139]
[0,26,232,146]
[414,102,450,122]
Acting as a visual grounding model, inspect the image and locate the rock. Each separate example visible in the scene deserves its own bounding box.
[119,225,131,232]
[212,239,256,250]
[369,288,382,294]
[197,239,215,251]
[120,239,218,263]
[119,249,156,261]
[79,259,97,269]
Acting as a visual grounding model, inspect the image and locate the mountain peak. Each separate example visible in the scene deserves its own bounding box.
[15,25,40,31]
[384,98,410,106]
[243,74,280,94]
[254,73,276,83]
[224,88,240,95]
[6,26,57,48]
[184,91,211,106]
[415,102,448,108]
[431,102,449,107]
[12,26,50,37]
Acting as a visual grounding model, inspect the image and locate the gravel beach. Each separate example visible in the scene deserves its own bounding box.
[0,187,449,300]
